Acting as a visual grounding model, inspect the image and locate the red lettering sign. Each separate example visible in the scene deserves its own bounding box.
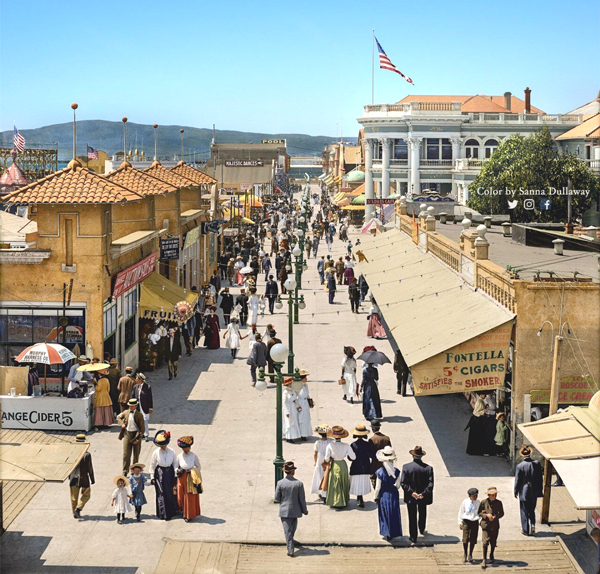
[112,252,158,298]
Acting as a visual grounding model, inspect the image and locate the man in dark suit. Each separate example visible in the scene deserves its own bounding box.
[369,420,392,486]
[236,289,249,327]
[275,252,283,277]
[219,287,234,325]
[132,373,153,441]
[266,329,282,383]
[116,399,145,476]
[265,275,279,314]
[393,349,410,396]
[514,445,543,536]
[69,434,94,519]
[400,445,434,544]
[209,270,221,293]
[274,461,308,557]
[165,328,182,380]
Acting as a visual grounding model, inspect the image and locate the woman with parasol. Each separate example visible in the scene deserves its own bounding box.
[358,346,390,422]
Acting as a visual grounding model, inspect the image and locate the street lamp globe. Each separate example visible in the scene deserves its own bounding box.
[275,300,283,310]
[270,343,289,364]
[284,278,297,291]
[299,216,305,223]
[296,228,304,237]
[292,246,302,257]
[298,300,306,310]
[255,379,268,392]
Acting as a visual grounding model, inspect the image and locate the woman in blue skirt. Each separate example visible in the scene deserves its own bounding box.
[374,446,403,541]
[361,361,382,421]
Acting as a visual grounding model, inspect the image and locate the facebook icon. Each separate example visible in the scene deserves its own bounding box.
[540,198,552,210]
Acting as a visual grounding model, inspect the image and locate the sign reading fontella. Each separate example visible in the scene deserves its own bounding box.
[113,252,158,298]
[225,160,264,167]
[411,321,513,396]
[530,375,595,405]
[160,237,180,261]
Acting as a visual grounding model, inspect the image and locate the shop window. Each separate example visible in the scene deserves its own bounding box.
[7,315,32,342]
[124,316,136,350]
[103,305,117,339]
[33,315,58,342]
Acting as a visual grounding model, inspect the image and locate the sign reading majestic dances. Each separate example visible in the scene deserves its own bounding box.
[411,322,513,396]
[160,238,180,261]
[113,252,158,298]
[225,160,263,167]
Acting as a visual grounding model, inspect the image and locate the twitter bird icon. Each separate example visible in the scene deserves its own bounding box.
[507,199,518,210]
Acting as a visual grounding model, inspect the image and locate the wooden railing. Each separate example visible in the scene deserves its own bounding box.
[426,232,461,272]
[476,260,517,313]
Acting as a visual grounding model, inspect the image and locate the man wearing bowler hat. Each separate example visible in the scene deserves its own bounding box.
[400,446,434,544]
[274,461,308,557]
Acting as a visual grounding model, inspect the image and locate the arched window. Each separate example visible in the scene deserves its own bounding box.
[465,139,479,159]
[484,139,499,158]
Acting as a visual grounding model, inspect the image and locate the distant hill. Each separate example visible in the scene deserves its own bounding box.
[1,121,342,160]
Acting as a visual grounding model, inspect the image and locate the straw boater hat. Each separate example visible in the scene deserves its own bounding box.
[496,412,506,420]
[75,434,87,443]
[109,358,118,366]
[128,398,138,407]
[78,355,88,362]
[409,445,426,457]
[377,446,397,462]
[331,426,349,439]
[519,445,532,457]
[125,366,134,373]
[352,424,369,437]
[135,373,146,381]
[113,475,128,486]
[314,424,331,436]
[130,463,145,472]
[177,436,194,449]
[154,430,171,446]
[486,487,498,495]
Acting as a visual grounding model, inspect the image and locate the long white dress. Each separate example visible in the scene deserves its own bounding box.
[224,323,241,350]
[112,486,133,514]
[311,438,333,495]
[297,384,312,438]
[342,356,358,399]
[248,295,260,326]
[282,388,301,440]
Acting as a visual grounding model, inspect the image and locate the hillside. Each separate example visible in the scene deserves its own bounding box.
[1,121,339,159]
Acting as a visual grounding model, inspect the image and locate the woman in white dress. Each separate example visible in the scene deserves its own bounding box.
[223,317,245,359]
[341,346,358,403]
[296,382,313,440]
[247,288,261,326]
[282,381,301,443]
[311,424,332,500]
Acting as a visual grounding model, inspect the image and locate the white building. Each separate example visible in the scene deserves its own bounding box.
[357,89,588,220]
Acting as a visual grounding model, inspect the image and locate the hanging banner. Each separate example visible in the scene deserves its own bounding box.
[411,322,513,396]
[113,252,158,299]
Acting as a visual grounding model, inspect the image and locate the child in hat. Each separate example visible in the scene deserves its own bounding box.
[129,464,147,522]
[111,475,133,524]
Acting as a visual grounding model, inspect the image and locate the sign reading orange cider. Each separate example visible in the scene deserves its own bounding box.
[411,321,513,396]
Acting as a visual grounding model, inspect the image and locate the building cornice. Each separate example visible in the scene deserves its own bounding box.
[0,249,52,264]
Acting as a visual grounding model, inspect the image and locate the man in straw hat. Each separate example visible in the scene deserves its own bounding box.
[68,434,94,519]
[274,461,308,557]
[479,486,504,568]
[117,398,145,476]
[400,446,434,544]
[514,445,543,536]
[132,373,153,442]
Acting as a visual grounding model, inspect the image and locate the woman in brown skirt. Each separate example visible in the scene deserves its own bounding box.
[176,436,202,522]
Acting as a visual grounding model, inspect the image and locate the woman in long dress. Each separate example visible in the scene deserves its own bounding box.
[282,382,301,443]
[176,436,201,522]
[341,346,358,403]
[349,424,374,507]
[367,302,386,339]
[361,362,382,421]
[296,382,313,441]
[149,430,178,520]
[311,424,332,501]
[234,256,245,286]
[324,426,356,508]
[465,392,491,455]
[204,306,220,349]
[343,258,355,285]
[247,288,261,326]
[93,368,114,427]
[223,317,243,358]
[374,446,403,541]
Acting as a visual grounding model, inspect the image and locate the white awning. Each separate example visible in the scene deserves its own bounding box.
[357,229,515,368]
[551,457,600,509]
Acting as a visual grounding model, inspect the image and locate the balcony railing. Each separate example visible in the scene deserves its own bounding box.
[454,158,489,171]
[420,159,453,168]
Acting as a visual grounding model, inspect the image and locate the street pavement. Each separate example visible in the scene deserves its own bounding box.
[2,203,553,574]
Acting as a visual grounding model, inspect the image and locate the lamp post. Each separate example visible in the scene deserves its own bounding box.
[275,278,304,370]
[255,343,303,487]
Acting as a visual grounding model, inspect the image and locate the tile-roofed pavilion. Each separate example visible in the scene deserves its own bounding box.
[169,161,217,186]
[105,162,178,196]
[142,161,198,188]
[2,159,142,205]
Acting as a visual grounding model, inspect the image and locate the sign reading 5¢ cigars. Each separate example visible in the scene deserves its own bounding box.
[411,321,513,396]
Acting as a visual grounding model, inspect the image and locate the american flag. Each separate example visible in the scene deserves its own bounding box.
[87,145,99,159]
[375,37,413,85]
[13,125,25,151]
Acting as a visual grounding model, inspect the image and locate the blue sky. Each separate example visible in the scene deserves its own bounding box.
[0,0,597,137]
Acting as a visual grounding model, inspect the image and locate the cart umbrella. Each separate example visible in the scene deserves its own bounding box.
[15,343,76,365]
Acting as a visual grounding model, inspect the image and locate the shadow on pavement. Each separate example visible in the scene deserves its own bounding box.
[414,394,511,478]
[0,532,138,574]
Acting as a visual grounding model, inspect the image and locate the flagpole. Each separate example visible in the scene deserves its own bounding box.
[371,30,375,105]
[71,103,78,160]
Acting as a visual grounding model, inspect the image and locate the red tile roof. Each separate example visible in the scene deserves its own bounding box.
[2,159,142,204]
[143,161,199,188]
[170,161,217,185]
[397,94,544,114]
[0,163,28,188]
[105,162,178,196]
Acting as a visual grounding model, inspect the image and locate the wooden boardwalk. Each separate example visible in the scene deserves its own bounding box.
[155,540,580,574]
[0,429,77,532]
